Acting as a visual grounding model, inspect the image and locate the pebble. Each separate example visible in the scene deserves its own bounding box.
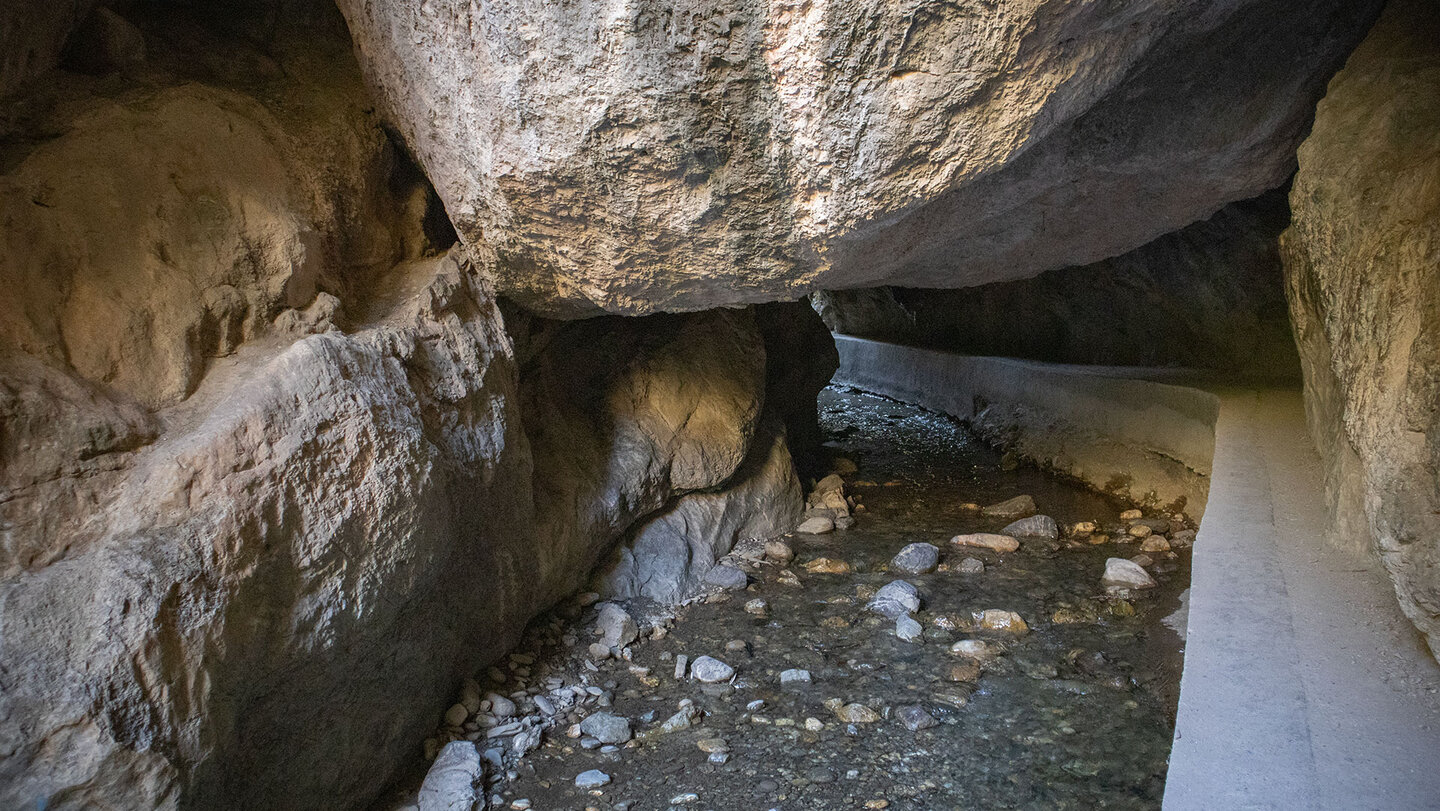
[487,693,516,719]
[895,614,924,642]
[981,495,1037,518]
[670,793,700,805]
[797,516,836,534]
[804,557,853,574]
[696,738,729,754]
[944,661,982,682]
[976,609,1029,635]
[805,717,825,732]
[1070,521,1098,535]
[949,533,1020,553]
[897,704,939,731]
[890,542,940,574]
[574,769,611,789]
[867,580,921,618]
[1102,558,1158,591]
[1001,514,1059,540]
[746,699,767,711]
[443,702,469,727]
[957,557,985,574]
[1140,536,1171,552]
[832,702,881,723]
[724,639,748,654]
[510,801,532,810]
[1120,509,1144,521]
[780,668,812,686]
[1126,524,1154,539]
[689,655,735,683]
[579,712,631,744]
[764,540,795,564]
[950,639,994,659]
[674,654,689,680]
[744,598,769,615]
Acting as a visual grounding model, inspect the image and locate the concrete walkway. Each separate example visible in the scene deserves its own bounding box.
[1164,388,1440,811]
[830,338,1440,810]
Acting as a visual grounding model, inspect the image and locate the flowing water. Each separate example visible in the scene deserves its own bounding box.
[407,386,1190,810]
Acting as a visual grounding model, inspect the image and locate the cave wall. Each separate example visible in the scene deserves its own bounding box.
[1280,0,1440,654]
[335,0,1380,316]
[816,189,1301,380]
[0,5,808,808]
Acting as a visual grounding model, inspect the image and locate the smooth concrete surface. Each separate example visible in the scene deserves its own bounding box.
[833,337,1218,513]
[1165,389,1440,811]
[833,338,1440,810]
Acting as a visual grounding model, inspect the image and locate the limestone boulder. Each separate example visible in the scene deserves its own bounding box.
[0,253,535,810]
[596,416,803,603]
[337,0,1380,316]
[1280,0,1440,654]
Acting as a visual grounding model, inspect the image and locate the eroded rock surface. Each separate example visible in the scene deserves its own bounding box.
[338,0,1379,316]
[817,191,1301,379]
[1281,0,1440,653]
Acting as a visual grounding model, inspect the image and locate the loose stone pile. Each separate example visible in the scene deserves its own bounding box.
[391,389,1189,810]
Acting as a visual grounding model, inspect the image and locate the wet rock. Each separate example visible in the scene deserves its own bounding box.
[981,495,1037,518]
[1126,524,1154,539]
[418,741,483,811]
[670,792,701,804]
[1119,509,1144,521]
[780,668,813,686]
[797,516,836,534]
[1070,521,1099,536]
[696,738,729,754]
[596,603,639,650]
[831,702,881,724]
[896,705,939,731]
[1130,554,1156,568]
[703,565,749,590]
[673,654,689,680]
[804,717,825,732]
[1171,529,1198,548]
[1102,558,1158,591]
[944,661,982,683]
[764,540,795,565]
[1140,536,1172,553]
[890,542,940,574]
[804,557,853,574]
[579,712,632,744]
[957,557,986,574]
[744,598,769,616]
[895,614,924,643]
[949,533,1020,553]
[690,656,735,683]
[950,639,997,660]
[574,770,611,789]
[1001,515,1060,540]
[867,580,922,618]
[976,609,1030,635]
[588,642,611,661]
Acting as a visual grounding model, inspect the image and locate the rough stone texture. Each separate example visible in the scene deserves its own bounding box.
[417,741,484,811]
[0,251,532,811]
[595,416,802,603]
[816,191,1301,380]
[336,0,1379,317]
[1280,0,1440,654]
[509,307,771,606]
[0,7,800,808]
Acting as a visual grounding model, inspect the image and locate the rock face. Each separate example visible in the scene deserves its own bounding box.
[596,416,803,603]
[0,6,812,808]
[1280,0,1440,653]
[816,191,1301,379]
[336,0,1379,316]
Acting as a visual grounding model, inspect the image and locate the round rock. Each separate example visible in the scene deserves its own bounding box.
[689,655,735,683]
[890,542,940,574]
[1001,514,1059,540]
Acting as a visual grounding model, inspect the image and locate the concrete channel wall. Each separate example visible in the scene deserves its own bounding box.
[832,336,1220,517]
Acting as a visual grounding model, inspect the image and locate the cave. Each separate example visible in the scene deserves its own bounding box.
[1,0,1438,808]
